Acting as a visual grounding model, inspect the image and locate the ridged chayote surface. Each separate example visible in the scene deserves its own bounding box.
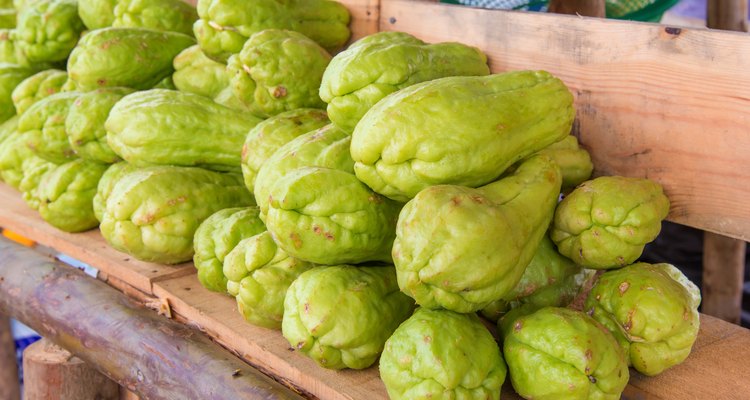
[227,29,330,118]
[282,265,414,369]
[585,262,701,376]
[1,62,37,122]
[106,89,262,172]
[352,70,575,202]
[67,27,195,91]
[77,0,116,30]
[17,91,79,163]
[113,0,198,36]
[0,29,23,65]
[19,154,56,210]
[92,161,136,222]
[379,308,506,400]
[537,135,594,191]
[193,207,266,293]
[172,44,229,100]
[223,231,314,329]
[550,176,670,269]
[66,87,134,163]
[16,0,84,63]
[393,155,562,313]
[503,307,629,400]
[320,31,490,133]
[11,69,67,116]
[99,165,253,264]
[0,115,29,187]
[193,0,349,63]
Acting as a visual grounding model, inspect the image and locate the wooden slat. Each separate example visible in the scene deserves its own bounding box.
[0,183,193,294]
[339,0,381,43]
[379,0,750,242]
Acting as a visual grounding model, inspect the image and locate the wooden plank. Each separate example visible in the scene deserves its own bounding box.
[379,0,750,242]
[0,183,193,294]
[708,0,749,31]
[703,232,746,323]
[339,0,381,44]
[0,315,20,400]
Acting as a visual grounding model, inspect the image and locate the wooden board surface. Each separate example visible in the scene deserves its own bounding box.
[379,0,750,242]
[339,0,381,44]
[0,183,193,294]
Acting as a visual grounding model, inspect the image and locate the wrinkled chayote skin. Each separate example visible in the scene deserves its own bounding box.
[67,27,195,91]
[11,69,67,116]
[223,231,314,329]
[254,123,353,216]
[1,62,37,122]
[66,87,134,163]
[241,108,329,192]
[37,159,108,232]
[352,70,575,202]
[537,135,594,191]
[227,29,330,118]
[17,91,79,163]
[113,0,198,36]
[193,207,266,293]
[106,89,262,172]
[99,165,253,264]
[0,8,14,29]
[585,262,701,376]
[77,0,116,29]
[0,115,30,187]
[172,44,229,100]
[0,29,23,65]
[16,0,84,63]
[193,0,349,63]
[320,31,490,133]
[550,176,670,269]
[283,265,414,369]
[0,112,15,144]
[19,154,57,210]
[92,161,136,222]
[394,155,562,313]
[379,308,506,400]
[503,307,629,400]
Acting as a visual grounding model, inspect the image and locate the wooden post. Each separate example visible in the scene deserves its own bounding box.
[708,0,749,31]
[0,315,20,400]
[23,339,120,400]
[548,0,606,17]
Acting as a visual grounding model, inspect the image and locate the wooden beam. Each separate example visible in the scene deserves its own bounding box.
[0,315,20,400]
[708,0,749,31]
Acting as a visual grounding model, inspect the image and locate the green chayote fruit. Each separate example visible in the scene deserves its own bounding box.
[320,31,490,133]
[193,207,266,293]
[241,108,329,192]
[550,176,670,269]
[193,0,349,63]
[16,0,84,63]
[266,166,402,265]
[92,161,136,222]
[394,155,562,313]
[19,154,57,210]
[537,135,594,191]
[66,87,134,163]
[106,89,262,172]
[227,29,330,118]
[37,158,108,232]
[113,0,198,36]
[379,308,506,400]
[503,307,629,400]
[11,69,67,115]
[67,27,195,91]
[0,112,16,144]
[99,165,253,264]
[223,231,314,329]
[1,62,36,122]
[0,29,22,65]
[282,265,414,369]
[352,70,575,202]
[17,91,79,163]
[0,116,30,187]
[0,8,15,29]
[254,123,352,216]
[172,44,229,99]
[77,0,116,29]
[0,0,10,8]
[152,75,176,90]
[585,262,701,376]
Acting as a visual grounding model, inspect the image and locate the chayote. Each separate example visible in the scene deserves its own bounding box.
[550,176,670,269]
[1,62,36,122]
[241,108,329,192]
[320,31,490,133]
[0,115,29,187]
[0,8,15,29]
[282,265,414,369]
[37,158,108,232]
[585,262,701,376]
[99,165,253,264]
[0,112,15,144]
[106,89,262,172]
[352,70,575,202]
[227,29,330,118]
[0,29,23,65]
[92,161,136,222]
[11,69,67,115]
[66,87,134,164]
[152,75,176,90]
[193,0,349,63]
[394,155,562,313]
[254,123,353,216]
[17,91,79,163]
[537,135,594,191]
[172,44,229,99]
[77,0,116,29]
[67,27,195,91]
[379,307,506,400]
[19,154,57,210]
[193,207,266,293]
[113,0,198,36]
[223,231,314,329]
[16,0,84,63]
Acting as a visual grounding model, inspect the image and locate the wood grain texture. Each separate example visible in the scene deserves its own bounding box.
[0,183,194,294]
[702,232,746,323]
[380,0,750,242]
[339,0,381,44]
[0,315,20,400]
[708,0,749,31]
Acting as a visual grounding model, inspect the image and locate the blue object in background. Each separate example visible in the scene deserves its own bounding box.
[11,319,41,389]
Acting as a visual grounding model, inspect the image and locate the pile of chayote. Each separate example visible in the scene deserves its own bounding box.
[0,1,705,399]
